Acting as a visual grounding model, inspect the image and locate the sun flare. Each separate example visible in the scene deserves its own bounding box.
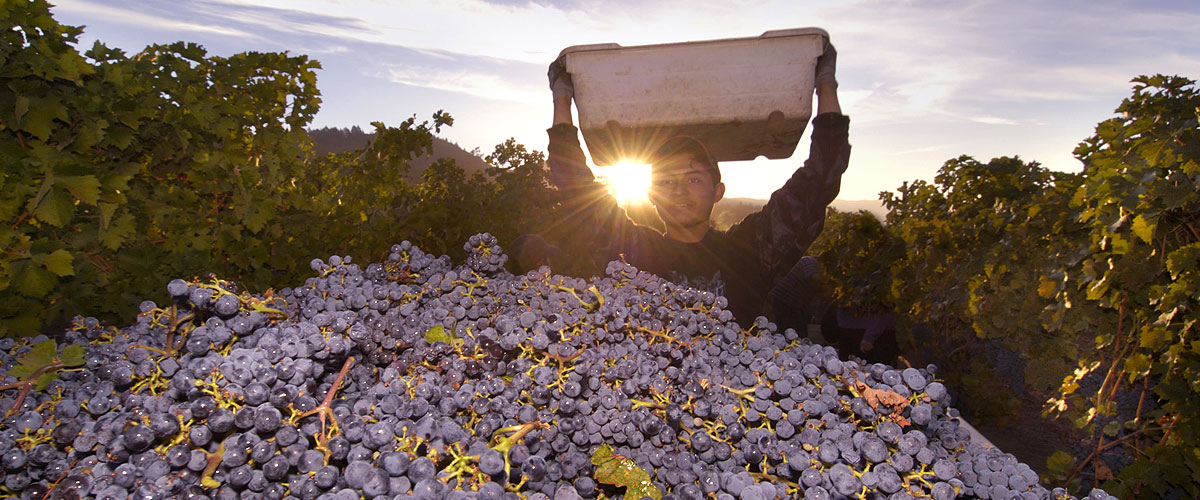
[595,161,652,205]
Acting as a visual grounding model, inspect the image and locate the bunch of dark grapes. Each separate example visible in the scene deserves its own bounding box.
[0,235,1119,500]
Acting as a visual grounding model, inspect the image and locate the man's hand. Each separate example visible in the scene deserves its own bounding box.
[815,41,837,91]
[548,55,574,100]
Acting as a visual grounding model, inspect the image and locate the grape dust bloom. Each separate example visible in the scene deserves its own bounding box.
[0,233,1114,500]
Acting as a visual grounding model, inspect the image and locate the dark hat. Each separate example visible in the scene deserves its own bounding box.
[510,234,560,273]
[651,136,721,184]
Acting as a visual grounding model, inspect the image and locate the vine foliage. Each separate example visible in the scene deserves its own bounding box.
[0,1,568,336]
[813,76,1198,497]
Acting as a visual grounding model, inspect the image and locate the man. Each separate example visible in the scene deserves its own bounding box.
[545,42,849,323]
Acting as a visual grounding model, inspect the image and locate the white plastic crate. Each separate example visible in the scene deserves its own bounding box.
[560,28,829,166]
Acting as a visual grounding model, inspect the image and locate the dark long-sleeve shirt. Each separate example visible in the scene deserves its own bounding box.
[547,113,851,323]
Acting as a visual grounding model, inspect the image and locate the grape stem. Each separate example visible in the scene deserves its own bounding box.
[629,399,665,410]
[491,421,545,477]
[38,458,77,500]
[1064,424,1166,485]
[129,307,195,358]
[0,361,65,416]
[749,470,799,489]
[292,356,356,461]
[200,440,227,488]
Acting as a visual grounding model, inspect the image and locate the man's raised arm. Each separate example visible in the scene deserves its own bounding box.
[546,56,595,191]
[727,41,852,277]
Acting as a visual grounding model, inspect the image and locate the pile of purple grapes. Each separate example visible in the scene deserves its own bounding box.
[0,233,1115,499]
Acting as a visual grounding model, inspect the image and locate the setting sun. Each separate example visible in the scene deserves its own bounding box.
[595,161,652,205]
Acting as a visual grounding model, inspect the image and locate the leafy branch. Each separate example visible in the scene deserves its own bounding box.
[0,340,85,416]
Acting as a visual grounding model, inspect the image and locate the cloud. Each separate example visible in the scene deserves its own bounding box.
[381,65,543,103]
[54,0,257,38]
[821,0,1200,125]
[970,116,1019,126]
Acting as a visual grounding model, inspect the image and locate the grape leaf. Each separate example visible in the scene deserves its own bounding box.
[58,175,102,205]
[424,325,458,347]
[13,261,56,298]
[98,202,117,230]
[100,212,136,250]
[106,124,135,150]
[1046,450,1076,474]
[853,380,911,426]
[7,341,84,391]
[1037,277,1057,298]
[7,340,57,379]
[37,249,74,277]
[243,203,275,234]
[19,97,68,141]
[591,443,661,500]
[1123,353,1150,382]
[31,189,74,227]
[1130,214,1155,244]
[60,344,85,367]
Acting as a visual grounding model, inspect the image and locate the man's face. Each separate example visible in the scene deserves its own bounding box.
[649,153,725,229]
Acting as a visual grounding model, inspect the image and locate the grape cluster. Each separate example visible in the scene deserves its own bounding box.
[0,233,1117,500]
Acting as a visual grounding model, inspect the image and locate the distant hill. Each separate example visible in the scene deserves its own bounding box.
[308,126,490,178]
[709,197,887,231]
[829,199,889,220]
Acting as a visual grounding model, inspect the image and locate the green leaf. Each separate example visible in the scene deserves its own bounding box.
[19,98,68,141]
[12,96,30,124]
[1109,233,1132,255]
[1123,353,1151,382]
[39,249,74,277]
[98,202,117,229]
[58,175,102,205]
[106,124,135,150]
[243,203,275,234]
[28,172,54,216]
[1102,420,1122,437]
[59,344,85,367]
[1140,327,1164,350]
[100,212,135,250]
[1047,450,1077,475]
[1130,214,1155,244]
[7,340,58,379]
[32,190,74,227]
[591,443,661,500]
[13,261,57,298]
[424,325,457,346]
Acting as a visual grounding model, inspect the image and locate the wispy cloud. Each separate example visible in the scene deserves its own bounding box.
[970,116,1019,126]
[55,0,257,38]
[381,66,543,103]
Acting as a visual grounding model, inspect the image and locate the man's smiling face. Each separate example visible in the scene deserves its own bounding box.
[649,153,725,230]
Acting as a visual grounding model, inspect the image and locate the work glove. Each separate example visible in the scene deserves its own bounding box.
[815,41,837,90]
[548,55,574,100]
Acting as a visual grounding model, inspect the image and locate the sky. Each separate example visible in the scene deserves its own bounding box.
[51,0,1200,201]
